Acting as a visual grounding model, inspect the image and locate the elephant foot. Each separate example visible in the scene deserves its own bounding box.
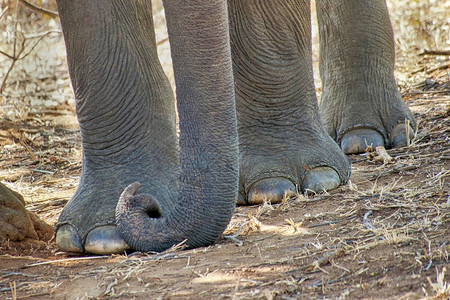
[321,89,416,155]
[55,189,131,254]
[55,150,179,254]
[239,165,341,205]
[340,123,414,155]
[238,128,351,205]
[320,62,416,154]
[55,173,131,254]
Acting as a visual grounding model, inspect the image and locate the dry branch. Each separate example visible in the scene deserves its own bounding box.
[0,30,61,94]
[21,256,110,268]
[19,0,58,18]
[419,49,450,56]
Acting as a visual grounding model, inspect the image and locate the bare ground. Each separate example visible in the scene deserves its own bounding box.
[0,0,449,299]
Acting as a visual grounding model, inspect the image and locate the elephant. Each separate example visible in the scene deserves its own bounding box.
[3,0,416,254]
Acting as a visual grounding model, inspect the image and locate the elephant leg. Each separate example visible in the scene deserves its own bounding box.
[55,0,179,254]
[228,0,351,204]
[317,0,416,154]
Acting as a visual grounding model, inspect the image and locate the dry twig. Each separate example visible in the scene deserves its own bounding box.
[19,0,58,18]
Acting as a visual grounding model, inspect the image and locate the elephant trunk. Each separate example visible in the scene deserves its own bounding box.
[115,0,239,252]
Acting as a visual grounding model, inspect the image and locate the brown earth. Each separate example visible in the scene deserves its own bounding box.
[0,0,449,299]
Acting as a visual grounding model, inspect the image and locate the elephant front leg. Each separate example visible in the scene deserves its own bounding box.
[228,0,351,204]
[55,0,179,254]
[317,0,416,154]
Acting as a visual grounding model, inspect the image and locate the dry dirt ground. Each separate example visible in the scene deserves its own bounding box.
[0,1,449,299]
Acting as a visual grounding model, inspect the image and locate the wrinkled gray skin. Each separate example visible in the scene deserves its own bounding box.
[54,0,415,254]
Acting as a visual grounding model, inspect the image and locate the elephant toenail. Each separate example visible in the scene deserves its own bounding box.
[84,225,130,255]
[302,166,340,193]
[341,129,384,154]
[390,123,415,148]
[247,178,297,204]
[55,224,84,253]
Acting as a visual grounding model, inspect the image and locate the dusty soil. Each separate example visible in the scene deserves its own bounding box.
[0,0,449,299]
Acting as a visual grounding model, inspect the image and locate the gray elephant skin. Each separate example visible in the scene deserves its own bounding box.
[53,0,415,254]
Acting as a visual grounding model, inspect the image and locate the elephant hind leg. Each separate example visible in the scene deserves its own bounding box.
[317,0,416,154]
